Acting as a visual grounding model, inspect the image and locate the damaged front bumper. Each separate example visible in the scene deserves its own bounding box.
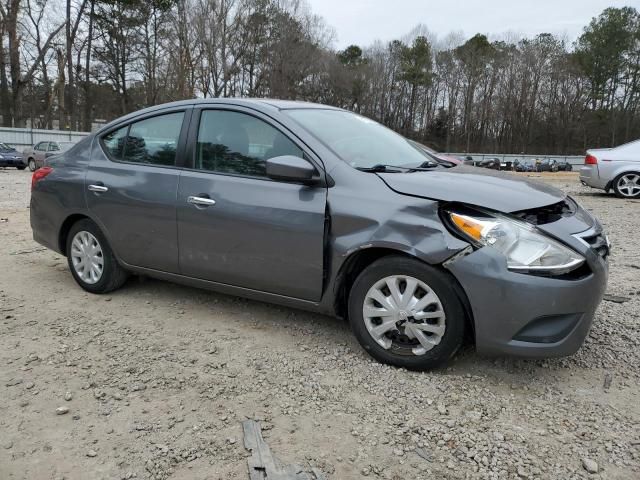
[445,217,609,358]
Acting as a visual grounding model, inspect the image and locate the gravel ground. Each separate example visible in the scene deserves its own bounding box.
[1,168,639,480]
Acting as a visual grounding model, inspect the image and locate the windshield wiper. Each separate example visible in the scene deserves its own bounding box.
[356,164,410,172]
[356,163,440,173]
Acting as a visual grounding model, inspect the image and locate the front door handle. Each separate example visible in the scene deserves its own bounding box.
[88,184,108,193]
[187,195,216,207]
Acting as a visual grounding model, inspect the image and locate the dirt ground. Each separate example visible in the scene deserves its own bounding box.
[1,168,639,480]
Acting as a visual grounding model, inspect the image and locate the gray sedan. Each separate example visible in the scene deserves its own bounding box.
[580,139,640,198]
[30,99,609,370]
[23,141,75,171]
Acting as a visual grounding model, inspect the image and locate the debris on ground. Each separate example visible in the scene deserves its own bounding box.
[243,420,326,480]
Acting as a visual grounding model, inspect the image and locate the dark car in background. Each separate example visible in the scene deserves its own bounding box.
[0,142,26,169]
[463,157,500,169]
[23,141,75,171]
[556,160,573,172]
[30,99,609,370]
[514,159,535,172]
[536,159,559,172]
[479,157,501,170]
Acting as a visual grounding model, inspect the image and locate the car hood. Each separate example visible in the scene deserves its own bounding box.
[377,166,566,213]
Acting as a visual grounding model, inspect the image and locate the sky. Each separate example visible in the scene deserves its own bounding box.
[307,0,639,49]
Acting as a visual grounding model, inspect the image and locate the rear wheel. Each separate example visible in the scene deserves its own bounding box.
[348,256,466,370]
[613,172,640,199]
[28,159,36,171]
[66,219,128,294]
[16,165,26,170]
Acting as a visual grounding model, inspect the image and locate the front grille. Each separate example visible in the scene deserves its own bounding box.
[579,231,610,259]
[512,199,576,225]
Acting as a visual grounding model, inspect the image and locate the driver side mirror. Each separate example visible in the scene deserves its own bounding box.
[266,155,318,184]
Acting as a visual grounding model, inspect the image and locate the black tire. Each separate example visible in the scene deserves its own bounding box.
[612,171,640,199]
[348,256,466,370]
[16,165,26,170]
[65,219,128,294]
[28,158,36,171]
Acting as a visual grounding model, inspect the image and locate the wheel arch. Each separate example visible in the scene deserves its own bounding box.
[612,168,640,196]
[332,246,475,342]
[58,213,91,255]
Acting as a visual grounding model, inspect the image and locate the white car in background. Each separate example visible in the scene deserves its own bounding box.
[580,139,640,198]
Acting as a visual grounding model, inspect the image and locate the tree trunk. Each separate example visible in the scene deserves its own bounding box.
[82,0,94,131]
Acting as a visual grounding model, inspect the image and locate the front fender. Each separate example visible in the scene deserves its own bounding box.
[317,174,470,315]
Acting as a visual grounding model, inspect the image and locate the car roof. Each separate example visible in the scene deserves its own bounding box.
[96,98,343,135]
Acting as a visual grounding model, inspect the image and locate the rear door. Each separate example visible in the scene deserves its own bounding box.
[176,106,327,301]
[86,107,191,273]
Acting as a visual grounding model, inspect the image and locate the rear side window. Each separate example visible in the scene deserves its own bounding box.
[101,112,184,166]
[196,110,303,177]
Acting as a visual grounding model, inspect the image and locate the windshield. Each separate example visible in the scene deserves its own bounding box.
[285,109,431,169]
[0,142,12,150]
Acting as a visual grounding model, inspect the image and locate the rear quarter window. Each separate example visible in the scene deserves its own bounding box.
[102,126,128,160]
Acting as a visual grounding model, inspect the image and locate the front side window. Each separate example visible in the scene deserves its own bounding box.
[101,112,184,166]
[35,142,47,151]
[285,109,429,169]
[196,110,303,177]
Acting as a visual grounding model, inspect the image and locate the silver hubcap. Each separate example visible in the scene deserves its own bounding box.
[362,275,446,356]
[617,174,640,197]
[70,231,104,284]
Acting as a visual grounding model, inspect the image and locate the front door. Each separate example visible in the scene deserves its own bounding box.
[86,109,189,273]
[177,107,327,301]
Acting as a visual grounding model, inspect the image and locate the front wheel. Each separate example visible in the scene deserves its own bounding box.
[613,172,640,199]
[28,159,36,171]
[66,219,128,294]
[348,256,466,370]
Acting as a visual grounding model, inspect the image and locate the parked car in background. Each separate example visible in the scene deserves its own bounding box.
[580,139,640,198]
[479,157,501,170]
[0,142,26,169]
[463,157,499,169]
[23,141,75,171]
[514,159,535,172]
[30,99,609,370]
[499,160,513,171]
[536,159,559,172]
[556,160,573,171]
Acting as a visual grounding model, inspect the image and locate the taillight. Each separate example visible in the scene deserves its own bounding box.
[31,166,53,191]
[585,154,598,165]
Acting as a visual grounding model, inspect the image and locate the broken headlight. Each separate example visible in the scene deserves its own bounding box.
[446,208,585,275]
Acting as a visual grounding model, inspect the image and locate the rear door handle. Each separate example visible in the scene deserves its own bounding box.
[187,195,216,207]
[88,184,108,193]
